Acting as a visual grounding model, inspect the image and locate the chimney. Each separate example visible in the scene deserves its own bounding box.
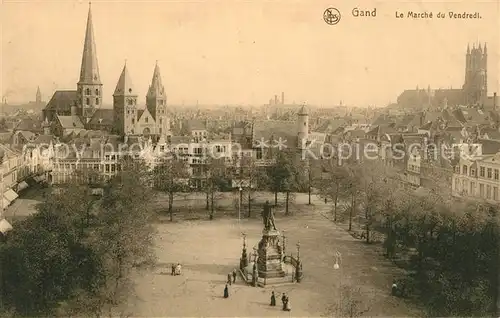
[70,105,77,116]
[274,95,278,105]
[494,92,497,110]
[281,92,285,105]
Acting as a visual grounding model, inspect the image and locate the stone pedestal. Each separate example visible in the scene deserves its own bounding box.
[257,229,286,279]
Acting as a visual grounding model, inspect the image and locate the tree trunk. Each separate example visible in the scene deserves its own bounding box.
[169,192,174,222]
[365,208,370,244]
[308,183,311,205]
[349,193,354,231]
[205,191,209,210]
[285,191,290,215]
[333,185,339,222]
[247,191,251,217]
[210,190,214,220]
[274,191,278,205]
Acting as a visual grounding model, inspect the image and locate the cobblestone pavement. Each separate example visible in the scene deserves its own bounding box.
[128,195,422,317]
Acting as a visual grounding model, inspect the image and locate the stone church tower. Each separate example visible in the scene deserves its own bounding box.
[146,62,169,135]
[76,3,102,123]
[113,63,138,136]
[297,105,309,149]
[463,43,487,106]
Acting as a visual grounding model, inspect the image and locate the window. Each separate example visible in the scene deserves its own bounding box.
[145,117,148,123]
[86,88,91,95]
[480,167,485,177]
[256,148,263,159]
[95,89,99,96]
[494,187,499,201]
[487,168,492,178]
[159,100,164,105]
[487,185,491,199]
[128,99,133,106]
[105,164,110,172]
[86,98,90,105]
[480,183,485,197]
[462,165,467,175]
[470,169,475,177]
[470,182,474,195]
[159,118,162,124]
[495,169,499,180]
[96,98,99,105]
[132,118,135,124]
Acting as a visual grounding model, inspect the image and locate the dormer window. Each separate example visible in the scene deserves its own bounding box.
[95,89,99,96]
[96,98,99,105]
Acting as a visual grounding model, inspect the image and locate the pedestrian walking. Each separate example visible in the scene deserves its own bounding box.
[224,284,229,298]
[227,273,232,285]
[232,269,237,283]
[171,264,175,276]
[281,293,287,310]
[391,280,398,296]
[270,291,276,306]
[284,297,291,311]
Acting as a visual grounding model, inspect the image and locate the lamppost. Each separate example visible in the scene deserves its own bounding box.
[252,247,258,287]
[295,241,302,282]
[334,251,342,314]
[238,186,242,224]
[240,232,248,269]
[282,230,286,256]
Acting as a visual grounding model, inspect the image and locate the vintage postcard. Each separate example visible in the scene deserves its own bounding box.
[1,0,499,317]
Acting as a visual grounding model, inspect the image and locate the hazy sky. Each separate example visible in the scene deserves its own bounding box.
[1,0,499,107]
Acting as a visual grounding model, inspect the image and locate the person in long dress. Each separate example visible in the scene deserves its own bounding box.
[281,293,287,310]
[223,284,229,298]
[284,297,291,311]
[270,291,276,306]
[175,263,182,275]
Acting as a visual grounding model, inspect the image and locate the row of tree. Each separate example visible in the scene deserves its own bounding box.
[317,158,500,316]
[152,151,316,221]
[0,159,157,317]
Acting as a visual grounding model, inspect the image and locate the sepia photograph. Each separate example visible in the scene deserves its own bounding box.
[1,0,499,316]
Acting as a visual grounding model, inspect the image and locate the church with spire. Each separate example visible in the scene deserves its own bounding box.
[396,43,495,110]
[43,3,171,138]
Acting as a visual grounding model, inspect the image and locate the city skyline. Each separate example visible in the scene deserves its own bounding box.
[1,0,499,107]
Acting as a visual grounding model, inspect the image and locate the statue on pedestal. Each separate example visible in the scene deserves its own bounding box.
[262,200,277,231]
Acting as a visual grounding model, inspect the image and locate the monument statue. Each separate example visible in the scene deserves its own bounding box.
[262,200,277,231]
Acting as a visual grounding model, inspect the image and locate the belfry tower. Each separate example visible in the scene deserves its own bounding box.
[113,62,138,136]
[76,2,102,122]
[146,62,169,136]
[463,43,487,106]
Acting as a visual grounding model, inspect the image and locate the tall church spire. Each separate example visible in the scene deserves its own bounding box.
[147,61,165,98]
[36,86,41,103]
[114,63,135,96]
[79,2,101,85]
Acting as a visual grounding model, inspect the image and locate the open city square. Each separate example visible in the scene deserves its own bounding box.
[1,1,499,317]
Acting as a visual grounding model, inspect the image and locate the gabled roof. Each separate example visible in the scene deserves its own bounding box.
[113,63,136,96]
[44,90,77,113]
[56,115,84,129]
[252,120,298,149]
[137,107,153,122]
[478,139,500,155]
[315,119,347,134]
[88,108,114,126]
[33,134,55,144]
[14,118,43,132]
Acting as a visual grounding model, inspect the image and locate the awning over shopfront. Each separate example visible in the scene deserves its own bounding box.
[18,181,29,191]
[4,189,19,203]
[0,218,13,234]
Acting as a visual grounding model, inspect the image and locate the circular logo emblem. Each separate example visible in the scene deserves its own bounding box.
[324,7,341,25]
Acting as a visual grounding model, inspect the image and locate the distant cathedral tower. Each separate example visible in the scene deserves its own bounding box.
[146,62,169,136]
[297,105,309,149]
[76,3,102,122]
[463,43,487,105]
[36,86,42,104]
[113,62,138,136]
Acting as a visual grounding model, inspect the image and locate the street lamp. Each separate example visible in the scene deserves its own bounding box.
[334,251,342,313]
[238,186,242,224]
